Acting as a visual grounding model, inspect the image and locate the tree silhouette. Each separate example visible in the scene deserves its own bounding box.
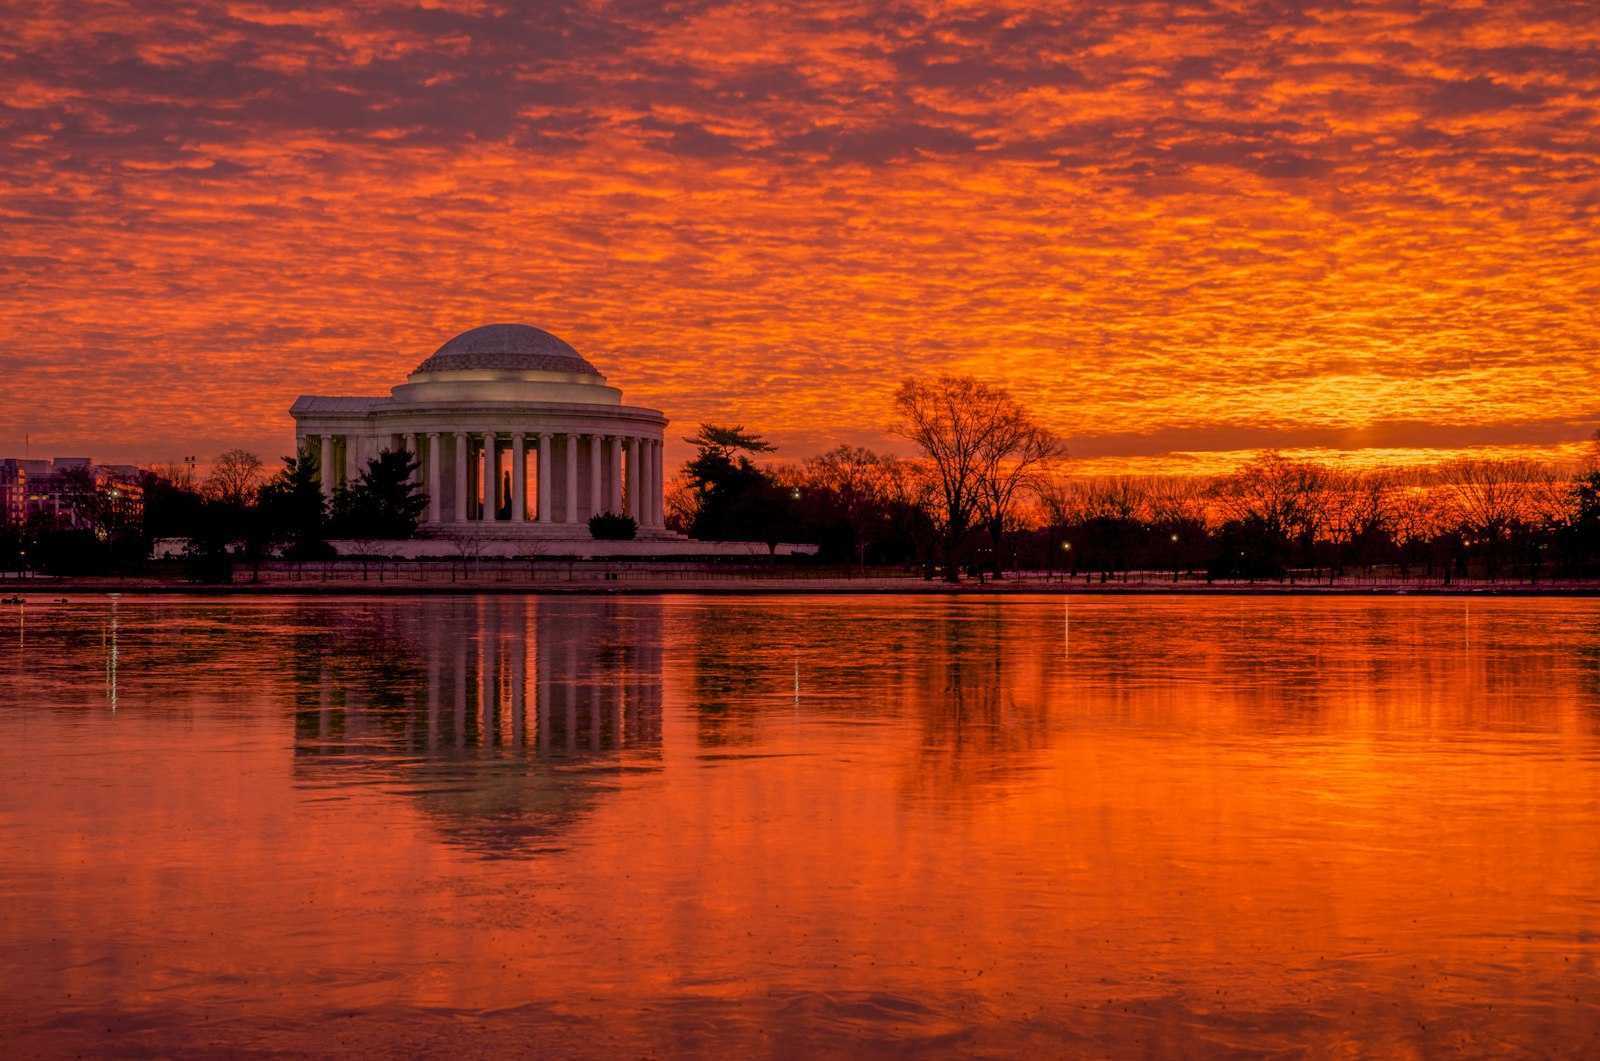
[589,512,638,540]
[257,454,329,558]
[203,449,264,508]
[681,423,789,545]
[1208,450,1329,576]
[329,449,428,540]
[799,445,909,572]
[1440,458,1544,581]
[894,375,1061,581]
[1567,470,1600,574]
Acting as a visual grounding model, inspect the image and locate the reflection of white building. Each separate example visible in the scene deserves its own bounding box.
[291,324,671,540]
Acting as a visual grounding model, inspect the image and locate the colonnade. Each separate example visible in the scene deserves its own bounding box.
[303,428,665,530]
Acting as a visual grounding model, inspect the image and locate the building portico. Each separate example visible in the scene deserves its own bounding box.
[291,324,673,540]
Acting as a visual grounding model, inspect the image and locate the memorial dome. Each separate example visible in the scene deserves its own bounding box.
[292,321,672,544]
[413,324,602,377]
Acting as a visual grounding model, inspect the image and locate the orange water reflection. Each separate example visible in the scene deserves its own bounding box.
[1,595,1597,1056]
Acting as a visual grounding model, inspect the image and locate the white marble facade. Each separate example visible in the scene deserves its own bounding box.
[291,324,671,538]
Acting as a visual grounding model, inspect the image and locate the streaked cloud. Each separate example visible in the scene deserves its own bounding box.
[1,0,1596,473]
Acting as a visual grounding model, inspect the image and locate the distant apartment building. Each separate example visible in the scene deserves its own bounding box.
[0,456,136,529]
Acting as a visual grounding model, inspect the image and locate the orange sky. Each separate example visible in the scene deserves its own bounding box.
[2,1,1596,475]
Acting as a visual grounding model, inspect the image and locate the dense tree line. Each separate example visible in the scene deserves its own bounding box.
[668,380,1600,584]
[3,448,426,579]
[1026,453,1600,585]
[7,375,1597,585]
[666,376,1068,580]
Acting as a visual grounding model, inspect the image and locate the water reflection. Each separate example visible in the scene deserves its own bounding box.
[288,598,664,858]
[3,595,1600,1058]
[668,599,1060,800]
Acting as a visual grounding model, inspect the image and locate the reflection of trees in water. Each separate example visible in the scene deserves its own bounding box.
[1051,601,1600,733]
[904,607,1054,800]
[289,597,663,858]
[682,602,957,747]
[686,604,801,747]
[10,599,327,713]
[678,601,1055,794]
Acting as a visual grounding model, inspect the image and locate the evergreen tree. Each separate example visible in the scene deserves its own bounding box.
[680,424,790,545]
[1569,471,1600,573]
[329,449,428,540]
[140,468,206,541]
[257,454,330,557]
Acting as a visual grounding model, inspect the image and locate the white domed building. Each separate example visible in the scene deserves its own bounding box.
[291,324,672,546]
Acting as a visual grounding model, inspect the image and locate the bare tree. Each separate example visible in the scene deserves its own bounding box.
[1388,473,1446,577]
[894,375,1062,581]
[973,418,1065,577]
[1145,475,1210,580]
[1070,476,1148,524]
[1210,451,1330,547]
[896,459,951,576]
[1503,462,1568,581]
[802,445,907,573]
[1055,476,1150,580]
[1034,474,1072,527]
[444,529,485,582]
[662,475,697,535]
[517,541,548,581]
[204,449,265,508]
[1439,458,1542,580]
[1320,467,1398,582]
[1524,465,1575,528]
[1144,475,1209,530]
[148,459,199,493]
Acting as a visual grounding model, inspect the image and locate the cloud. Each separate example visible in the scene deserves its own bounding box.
[1428,75,1545,116]
[0,0,1596,471]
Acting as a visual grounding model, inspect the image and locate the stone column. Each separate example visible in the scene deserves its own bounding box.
[624,437,640,521]
[346,436,361,484]
[427,432,441,523]
[453,432,469,523]
[649,439,662,528]
[564,434,579,524]
[640,439,653,528]
[630,438,643,528]
[589,434,602,517]
[319,435,335,499]
[511,433,526,522]
[537,432,553,522]
[655,439,665,528]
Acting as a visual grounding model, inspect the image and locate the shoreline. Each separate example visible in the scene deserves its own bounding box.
[6,576,1599,598]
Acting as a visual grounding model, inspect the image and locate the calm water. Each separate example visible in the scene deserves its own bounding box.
[2,594,1599,1058]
